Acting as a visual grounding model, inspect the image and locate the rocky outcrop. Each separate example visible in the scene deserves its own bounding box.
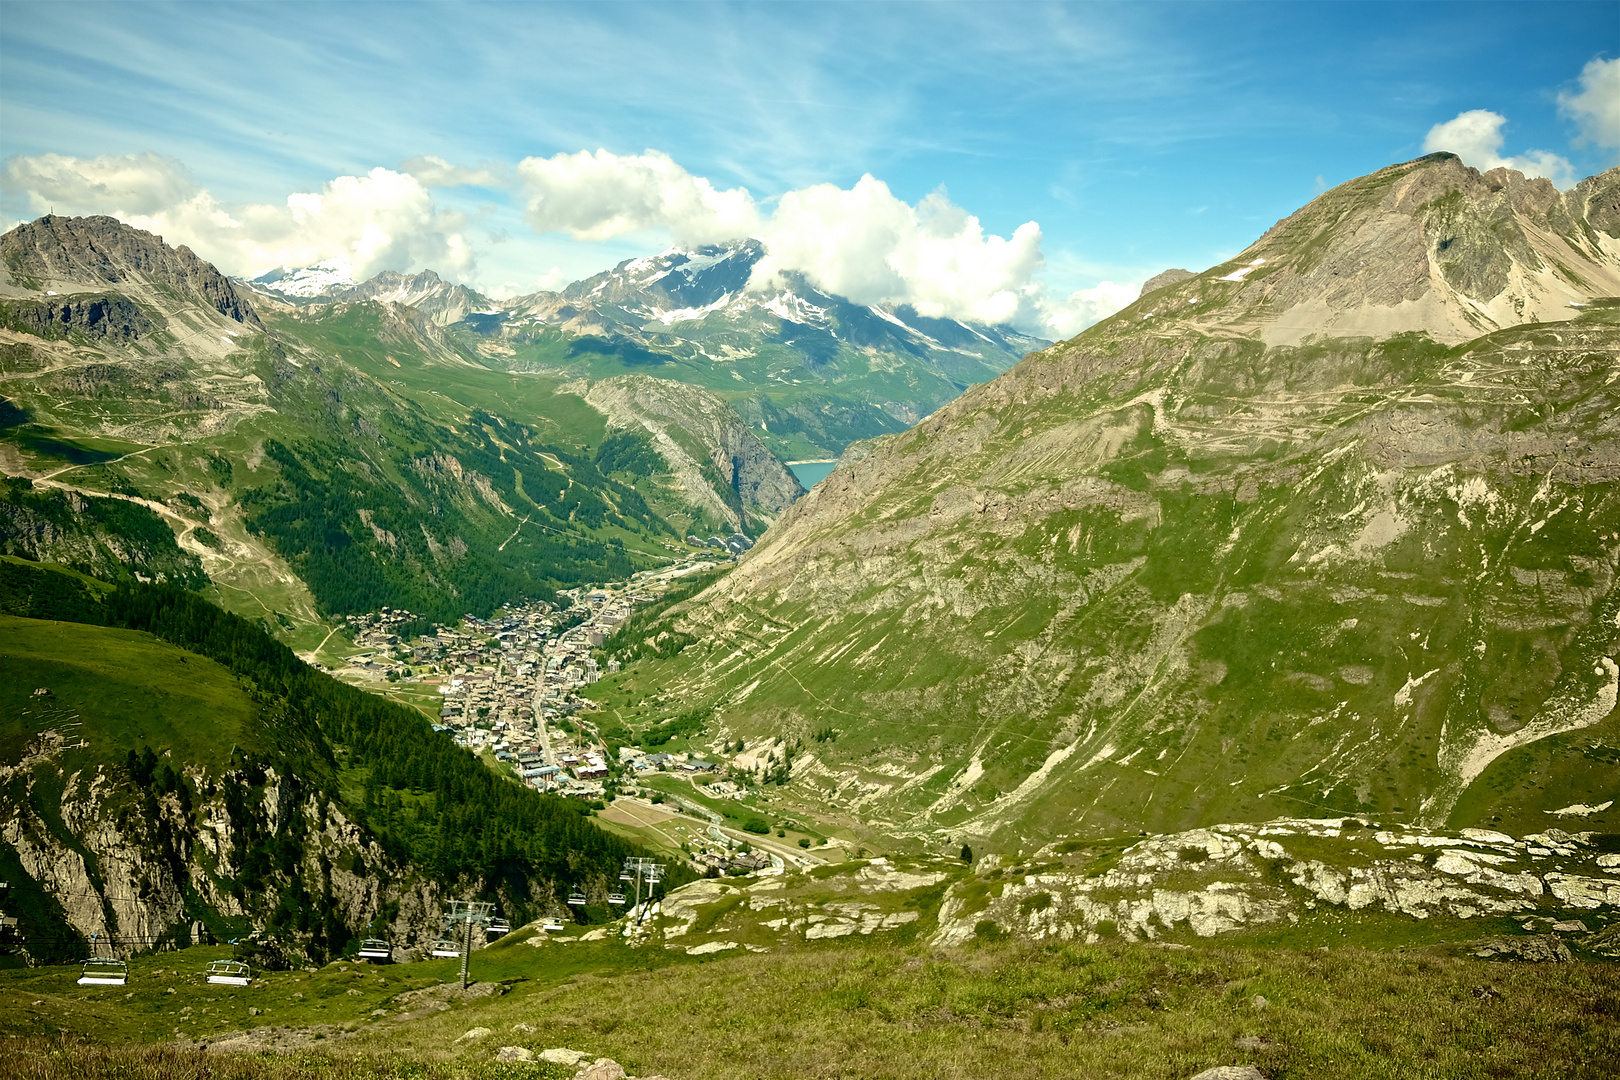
[0,731,444,965]
[574,374,802,531]
[931,819,1620,948]
[0,481,207,588]
[2,215,262,328]
[1,294,151,342]
[1139,268,1195,296]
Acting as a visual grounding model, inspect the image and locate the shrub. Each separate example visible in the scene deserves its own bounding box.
[797,838,810,849]
[742,816,770,835]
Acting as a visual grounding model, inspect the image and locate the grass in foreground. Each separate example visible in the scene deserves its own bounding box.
[3,938,1615,1079]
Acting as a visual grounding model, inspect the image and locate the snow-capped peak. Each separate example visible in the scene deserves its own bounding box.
[250,258,356,298]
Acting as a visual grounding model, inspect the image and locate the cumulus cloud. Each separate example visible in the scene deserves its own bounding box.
[3,148,1141,335]
[515,149,758,246]
[1558,56,1620,155]
[514,149,1107,332]
[1038,280,1141,339]
[2,152,474,280]
[1421,109,1575,188]
[750,178,1045,327]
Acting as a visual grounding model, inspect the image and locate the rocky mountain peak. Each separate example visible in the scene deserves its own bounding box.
[1,214,262,327]
[1147,154,1620,347]
[1139,268,1195,297]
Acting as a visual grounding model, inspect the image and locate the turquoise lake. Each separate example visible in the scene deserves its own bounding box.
[788,460,836,489]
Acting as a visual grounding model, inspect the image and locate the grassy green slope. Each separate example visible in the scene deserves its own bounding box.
[3,929,1616,1079]
[0,615,260,771]
[3,290,685,634]
[590,302,1620,851]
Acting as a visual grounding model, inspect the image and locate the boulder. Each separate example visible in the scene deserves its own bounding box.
[1189,1068,1266,1080]
[495,1046,535,1063]
[454,1027,493,1043]
[542,1048,589,1065]
[1472,935,1573,962]
[575,1060,627,1080]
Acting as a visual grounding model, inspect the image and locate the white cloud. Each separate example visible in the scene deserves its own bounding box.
[514,150,1089,331]
[1558,56,1620,155]
[750,178,1046,327]
[515,149,759,246]
[1421,109,1575,189]
[2,152,474,280]
[1038,280,1140,339]
[4,148,1140,336]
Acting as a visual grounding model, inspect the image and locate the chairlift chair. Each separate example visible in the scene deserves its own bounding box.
[542,914,566,931]
[357,938,393,961]
[205,959,252,986]
[608,892,626,905]
[78,957,128,986]
[485,917,510,937]
[566,890,587,906]
[429,939,461,958]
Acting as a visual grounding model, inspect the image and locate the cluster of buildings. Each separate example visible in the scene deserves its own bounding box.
[348,560,721,802]
[687,532,755,555]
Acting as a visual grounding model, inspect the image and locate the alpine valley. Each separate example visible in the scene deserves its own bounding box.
[4,154,1620,1080]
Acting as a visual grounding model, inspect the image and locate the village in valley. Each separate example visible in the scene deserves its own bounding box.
[311,551,829,879]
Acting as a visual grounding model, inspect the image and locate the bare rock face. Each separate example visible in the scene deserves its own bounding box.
[576,373,802,530]
[1,215,262,328]
[1,294,151,341]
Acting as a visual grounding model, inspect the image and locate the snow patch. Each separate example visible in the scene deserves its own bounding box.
[1216,258,1267,282]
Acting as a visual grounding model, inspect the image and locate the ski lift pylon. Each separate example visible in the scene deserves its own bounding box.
[205,959,252,986]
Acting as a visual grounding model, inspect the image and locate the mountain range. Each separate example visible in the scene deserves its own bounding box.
[248,238,1046,462]
[3,153,1618,983]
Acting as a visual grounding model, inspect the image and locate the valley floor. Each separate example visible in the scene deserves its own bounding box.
[2,935,1616,1080]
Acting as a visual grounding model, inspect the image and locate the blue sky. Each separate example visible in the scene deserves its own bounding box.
[2,1,1615,333]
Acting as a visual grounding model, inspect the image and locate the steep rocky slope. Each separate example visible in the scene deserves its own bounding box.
[571,374,802,534]
[603,157,1620,850]
[2,215,262,329]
